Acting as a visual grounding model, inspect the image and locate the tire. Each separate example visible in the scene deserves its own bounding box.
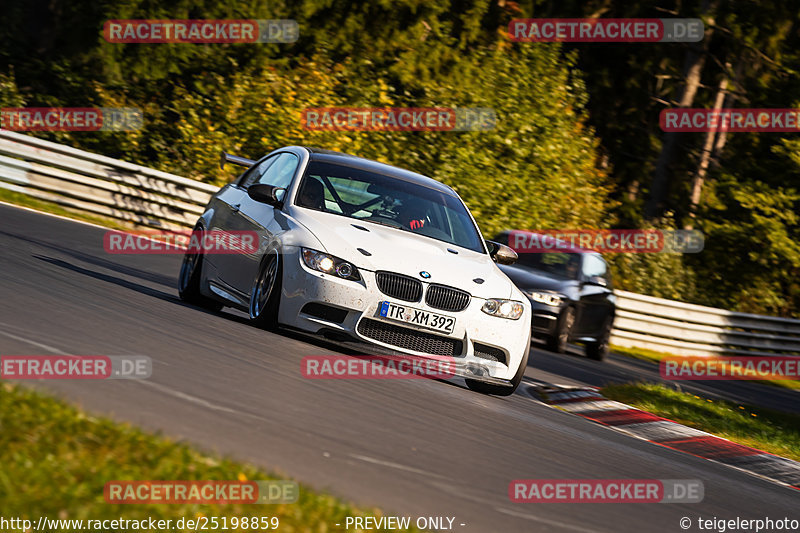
[466,335,531,396]
[249,253,281,330]
[178,227,223,312]
[545,306,575,353]
[586,317,612,361]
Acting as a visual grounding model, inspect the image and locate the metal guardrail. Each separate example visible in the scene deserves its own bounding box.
[2,131,799,357]
[0,130,216,231]
[610,290,800,357]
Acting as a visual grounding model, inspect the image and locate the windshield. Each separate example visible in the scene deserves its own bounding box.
[295,161,485,253]
[514,252,582,280]
[493,232,581,279]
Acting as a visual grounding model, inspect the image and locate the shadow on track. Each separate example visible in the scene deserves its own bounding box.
[3,229,175,288]
[32,255,209,313]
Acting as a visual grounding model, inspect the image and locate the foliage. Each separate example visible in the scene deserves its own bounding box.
[1,0,799,316]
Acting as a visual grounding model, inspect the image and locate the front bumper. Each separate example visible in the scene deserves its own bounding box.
[279,247,530,383]
[531,303,560,337]
[526,298,566,338]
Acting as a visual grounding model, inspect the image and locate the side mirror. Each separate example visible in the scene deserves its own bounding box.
[486,240,518,265]
[584,275,608,287]
[248,183,285,207]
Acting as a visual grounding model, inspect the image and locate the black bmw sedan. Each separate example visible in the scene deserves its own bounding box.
[492,231,616,361]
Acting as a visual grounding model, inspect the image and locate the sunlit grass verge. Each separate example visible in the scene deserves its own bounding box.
[0,383,422,532]
[610,344,800,391]
[601,382,800,462]
[610,344,670,364]
[0,187,134,231]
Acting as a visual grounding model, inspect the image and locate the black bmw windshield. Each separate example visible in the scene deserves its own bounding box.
[514,252,582,280]
[295,161,485,253]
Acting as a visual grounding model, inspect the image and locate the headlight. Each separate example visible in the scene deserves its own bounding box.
[528,292,563,307]
[301,248,361,281]
[481,298,524,320]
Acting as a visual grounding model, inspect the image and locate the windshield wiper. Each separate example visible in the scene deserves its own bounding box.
[362,219,405,230]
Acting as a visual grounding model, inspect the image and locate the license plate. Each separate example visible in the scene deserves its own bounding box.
[378,301,455,334]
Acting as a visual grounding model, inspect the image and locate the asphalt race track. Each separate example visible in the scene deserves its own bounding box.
[0,203,797,532]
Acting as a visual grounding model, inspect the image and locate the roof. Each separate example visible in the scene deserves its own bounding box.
[303,147,456,196]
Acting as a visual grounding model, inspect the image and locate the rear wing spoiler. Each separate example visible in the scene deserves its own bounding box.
[220,151,256,169]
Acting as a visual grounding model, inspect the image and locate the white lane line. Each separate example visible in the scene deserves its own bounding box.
[494,507,601,533]
[0,329,68,355]
[134,380,281,425]
[615,420,712,441]
[136,380,242,415]
[722,454,800,485]
[547,391,603,402]
[349,453,447,479]
[1,321,475,484]
[0,324,267,423]
[0,200,112,231]
[558,400,632,413]
[0,200,190,253]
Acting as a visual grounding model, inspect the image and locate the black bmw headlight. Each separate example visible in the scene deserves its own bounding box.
[527,291,564,307]
[301,248,361,281]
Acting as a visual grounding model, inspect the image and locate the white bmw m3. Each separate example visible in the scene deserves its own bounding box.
[179,146,532,395]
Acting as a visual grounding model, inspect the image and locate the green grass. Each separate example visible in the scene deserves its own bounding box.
[610,344,669,364]
[0,383,422,532]
[602,382,800,462]
[0,187,135,231]
[611,344,800,391]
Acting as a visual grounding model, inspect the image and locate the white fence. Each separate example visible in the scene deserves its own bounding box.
[0,130,216,231]
[2,131,799,358]
[610,290,800,357]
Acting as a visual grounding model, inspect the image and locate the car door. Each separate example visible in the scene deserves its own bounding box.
[574,253,614,337]
[202,174,255,282]
[225,152,300,294]
[212,155,280,293]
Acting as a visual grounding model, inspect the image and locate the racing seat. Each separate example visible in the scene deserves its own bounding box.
[299,177,326,211]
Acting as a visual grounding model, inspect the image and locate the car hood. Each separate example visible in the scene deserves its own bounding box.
[498,264,574,294]
[292,209,515,299]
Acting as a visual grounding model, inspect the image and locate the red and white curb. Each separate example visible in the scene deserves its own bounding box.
[533,385,800,491]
